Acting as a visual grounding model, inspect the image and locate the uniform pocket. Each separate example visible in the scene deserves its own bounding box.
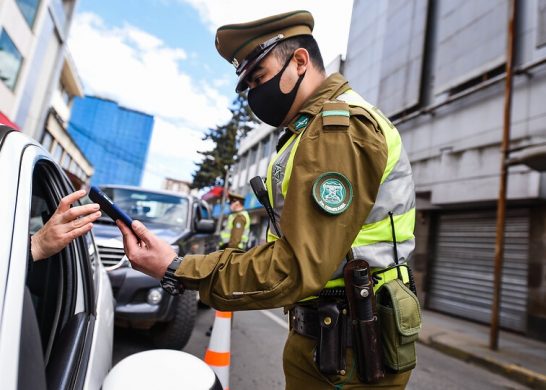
[377,279,421,372]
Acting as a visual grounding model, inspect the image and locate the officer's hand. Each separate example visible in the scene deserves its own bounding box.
[31,190,101,261]
[117,220,176,280]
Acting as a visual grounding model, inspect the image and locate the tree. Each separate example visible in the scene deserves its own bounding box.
[192,92,258,189]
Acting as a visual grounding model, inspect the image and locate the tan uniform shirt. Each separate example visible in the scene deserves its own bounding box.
[176,73,387,310]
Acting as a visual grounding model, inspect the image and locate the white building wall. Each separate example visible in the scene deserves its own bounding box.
[0,0,77,139]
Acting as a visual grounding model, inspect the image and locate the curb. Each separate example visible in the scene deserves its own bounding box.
[418,335,546,390]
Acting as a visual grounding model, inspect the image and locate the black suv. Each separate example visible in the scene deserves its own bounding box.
[92,185,215,349]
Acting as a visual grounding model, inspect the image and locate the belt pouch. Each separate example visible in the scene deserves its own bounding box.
[377,279,421,372]
[316,301,346,375]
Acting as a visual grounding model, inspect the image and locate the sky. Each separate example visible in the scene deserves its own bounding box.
[68,0,354,189]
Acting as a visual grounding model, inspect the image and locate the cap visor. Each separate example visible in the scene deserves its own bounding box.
[235,44,278,93]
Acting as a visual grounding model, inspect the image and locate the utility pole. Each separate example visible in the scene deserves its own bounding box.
[490,0,516,351]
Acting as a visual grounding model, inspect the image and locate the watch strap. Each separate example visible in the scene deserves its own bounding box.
[160,256,184,295]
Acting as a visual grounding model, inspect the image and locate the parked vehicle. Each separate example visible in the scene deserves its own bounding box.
[92,185,215,350]
[0,126,221,390]
[0,126,113,389]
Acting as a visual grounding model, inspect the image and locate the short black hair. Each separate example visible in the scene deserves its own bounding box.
[272,35,325,73]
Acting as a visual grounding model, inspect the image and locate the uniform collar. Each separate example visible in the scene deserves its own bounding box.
[286,73,351,134]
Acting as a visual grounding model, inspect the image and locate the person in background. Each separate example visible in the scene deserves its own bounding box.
[218,192,251,250]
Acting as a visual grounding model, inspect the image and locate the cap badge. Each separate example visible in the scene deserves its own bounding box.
[232,58,239,68]
[312,172,353,215]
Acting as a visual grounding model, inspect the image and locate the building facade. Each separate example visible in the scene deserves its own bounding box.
[0,0,78,139]
[344,0,546,340]
[163,177,191,195]
[68,96,154,186]
[41,51,93,188]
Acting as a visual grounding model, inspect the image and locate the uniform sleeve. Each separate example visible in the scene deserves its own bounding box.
[176,114,387,311]
[227,214,246,248]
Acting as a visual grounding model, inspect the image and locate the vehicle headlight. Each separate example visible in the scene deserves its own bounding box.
[147,288,163,305]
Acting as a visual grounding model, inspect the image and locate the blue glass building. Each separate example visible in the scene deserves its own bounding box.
[68,96,154,186]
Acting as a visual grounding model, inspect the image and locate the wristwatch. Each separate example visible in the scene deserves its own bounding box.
[160,256,185,295]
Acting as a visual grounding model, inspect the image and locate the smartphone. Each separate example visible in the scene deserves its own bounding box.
[88,186,134,232]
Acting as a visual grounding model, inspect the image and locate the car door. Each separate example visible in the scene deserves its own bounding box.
[0,130,112,390]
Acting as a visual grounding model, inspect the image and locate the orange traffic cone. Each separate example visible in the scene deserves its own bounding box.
[204,311,232,390]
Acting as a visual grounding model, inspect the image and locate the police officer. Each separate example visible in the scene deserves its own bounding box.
[218,192,250,250]
[117,10,417,389]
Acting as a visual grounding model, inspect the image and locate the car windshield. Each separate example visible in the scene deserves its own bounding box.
[102,188,189,227]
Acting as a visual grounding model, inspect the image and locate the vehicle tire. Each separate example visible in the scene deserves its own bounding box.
[151,290,197,350]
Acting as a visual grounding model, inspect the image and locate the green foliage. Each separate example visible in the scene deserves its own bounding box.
[192,92,258,189]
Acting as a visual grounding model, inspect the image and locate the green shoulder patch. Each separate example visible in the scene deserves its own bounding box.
[322,101,350,128]
[312,172,353,215]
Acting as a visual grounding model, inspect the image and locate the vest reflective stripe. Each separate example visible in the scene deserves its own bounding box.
[354,209,415,246]
[220,211,251,250]
[365,150,415,224]
[266,132,304,242]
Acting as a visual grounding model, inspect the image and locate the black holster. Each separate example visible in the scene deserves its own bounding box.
[344,259,385,383]
[315,300,347,375]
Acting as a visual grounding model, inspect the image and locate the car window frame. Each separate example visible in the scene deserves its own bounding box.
[28,157,96,389]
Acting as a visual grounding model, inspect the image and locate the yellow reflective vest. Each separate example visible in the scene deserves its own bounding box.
[219,210,251,250]
[266,89,415,289]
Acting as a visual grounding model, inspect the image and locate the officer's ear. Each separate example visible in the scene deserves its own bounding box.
[293,48,309,76]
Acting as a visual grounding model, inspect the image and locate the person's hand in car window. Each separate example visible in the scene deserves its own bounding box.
[30,190,101,261]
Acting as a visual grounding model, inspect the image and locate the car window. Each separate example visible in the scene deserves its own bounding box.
[25,162,88,359]
[26,165,66,363]
[103,187,189,227]
[199,202,211,219]
[22,160,96,389]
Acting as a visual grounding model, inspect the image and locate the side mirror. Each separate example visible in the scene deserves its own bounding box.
[102,350,222,390]
[196,219,216,234]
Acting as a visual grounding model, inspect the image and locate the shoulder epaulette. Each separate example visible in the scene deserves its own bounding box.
[322,101,350,128]
[348,105,379,128]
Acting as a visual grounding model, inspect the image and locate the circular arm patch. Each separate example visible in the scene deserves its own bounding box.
[312,172,353,215]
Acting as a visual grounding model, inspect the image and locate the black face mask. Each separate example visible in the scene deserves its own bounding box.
[247,55,306,127]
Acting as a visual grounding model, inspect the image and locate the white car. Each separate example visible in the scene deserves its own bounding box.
[0,125,113,389]
[0,126,221,390]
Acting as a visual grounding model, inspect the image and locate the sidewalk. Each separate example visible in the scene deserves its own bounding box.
[418,310,546,389]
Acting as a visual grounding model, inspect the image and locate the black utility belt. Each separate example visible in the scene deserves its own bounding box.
[290,303,353,347]
[288,261,420,381]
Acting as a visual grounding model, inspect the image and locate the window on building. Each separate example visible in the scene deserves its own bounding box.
[262,135,272,158]
[539,0,546,48]
[434,1,508,95]
[0,29,23,91]
[248,146,258,165]
[59,81,71,105]
[62,153,71,170]
[52,144,63,162]
[41,131,53,152]
[16,0,41,27]
[239,153,247,171]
